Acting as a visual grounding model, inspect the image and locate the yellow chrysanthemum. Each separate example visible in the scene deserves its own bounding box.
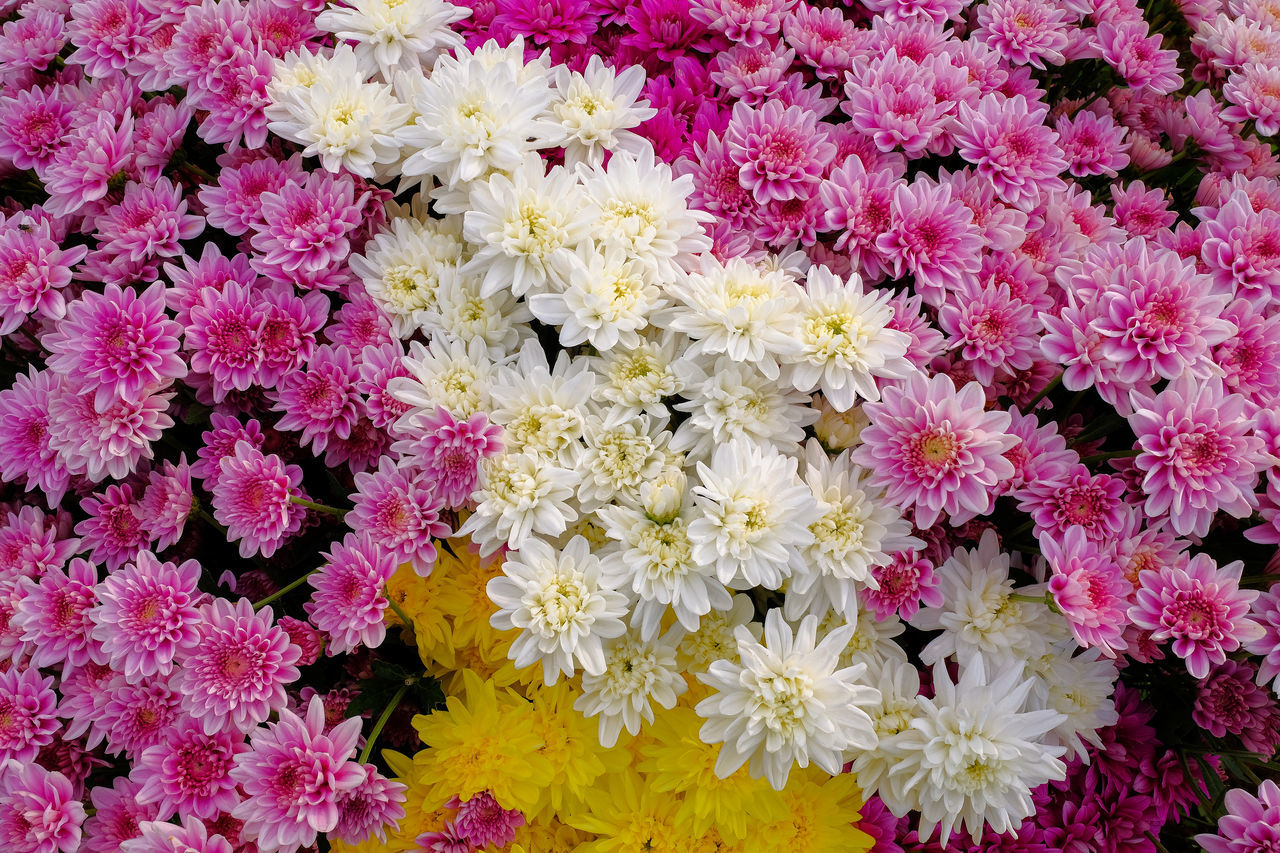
[638,706,784,840]
[412,669,553,814]
[427,628,523,695]
[525,680,629,815]
[388,562,456,668]
[433,539,507,646]
[511,808,596,850]
[567,772,688,853]
[758,767,874,853]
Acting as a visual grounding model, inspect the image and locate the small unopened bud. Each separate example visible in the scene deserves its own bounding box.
[812,394,870,451]
[641,467,686,523]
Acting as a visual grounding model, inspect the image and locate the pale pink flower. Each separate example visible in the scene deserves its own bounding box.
[134,719,247,821]
[349,459,449,574]
[722,100,836,204]
[1042,526,1130,655]
[876,177,983,306]
[953,93,1067,210]
[305,534,398,655]
[269,344,361,455]
[1097,20,1183,94]
[974,0,1071,68]
[0,760,84,853]
[1056,108,1131,177]
[397,407,504,509]
[91,551,202,679]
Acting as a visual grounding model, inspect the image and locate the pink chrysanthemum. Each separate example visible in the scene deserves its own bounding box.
[40,110,134,220]
[331,765,406,845]
[709,42,793,105]
[91,672,182,759]
[75,484,149,572]
[0,7,66,75]
[0,506,76,583]
[974,0,1070,68]
[230,696,366,853]
[121,818,233,853]
[1042,526,1131,656]
[781,3,862,80]
[689,0,793,45]
[162,242,260,326]
[175,599,302,736]
[684,131,757,229]
[349,459,449,574]
[0,87,73,174]
[1129,554,1264,679]
[843,52,950,158]
[136,458,194,551]
[863,549,942,622]
[400,406,504,510]
[246,0,319,55]
[165,0,254,88]
[851,372,1016,528]
[185,281,266,401]
[0,666,58,765]
[1112,180,1177,238]
[417,822,472,853]
[91,550,202,679]
[269,344,360,455]
[1247,586,1280,695]
[1215,297,1280,401]
[248,171,369,286]
[134,719,248,821]
[278,616,324,667]
[198,154,306,237]
[448,790,525,848]
[876,177,983,306]
[0,216,83,335]
[91,178,204,266]
[721,100,834,205]
[936,282,1039,384]
[355,343,411,431]
[1196,779,1280,853]
[1200,188,1280,307]
[1018,467,1127,541]
[255,285,328,389]
[13,556,98,669]
[621,0,715,62]
[43,282,186,409]
[1056,109,1131,177]
[819,156,897,281]
[492,0,598,48]
[0,760,85,853]
[326,285,394,353]
[211,441,306,559]
[305,533,398,655]
[191,413,264,487]
[46,384,174,483]
[82,778,157,853]
[952,93,1067,210]
[189,44,273,150]
[1097,20,1182,95]
[66,0,155,77]
[1194,660,1280,752]
[134,98,193,184]
[1129,378,1265,537]
[0,369,71,506]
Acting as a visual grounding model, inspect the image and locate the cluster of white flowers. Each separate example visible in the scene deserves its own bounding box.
[267,15,1122,843]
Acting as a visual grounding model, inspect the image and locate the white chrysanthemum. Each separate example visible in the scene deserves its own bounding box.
[695,609,880,790]
[666,256,803,380]
[267,71,411,179]
[575,410,669,510]
[527,243,668,350]
[397,44,556,188]
[390,336,494,424]
[911,529,1051,668]
[677,593,761,674]
[688,438,816,590]
[423,268,532,359]
[574,629,687,747]
[588,332,684,418]
[579,146,713,283]
[487,535,628,685]
[462,156,597,299]
[820,604,909,673]
[548,56,657,168]
[883,658,1068,842]
[785,440,923,621]
[597,494,732,642]
[812,394,872,451]
[349,215,465,338]
[267,44,360,105]
[671,355,817,461]
[316,0,469,78]
[488,345,595,467]
[1023,640,1120,761]
[783,265,915,409]
[849,658,923,816]
[458,453,579,555]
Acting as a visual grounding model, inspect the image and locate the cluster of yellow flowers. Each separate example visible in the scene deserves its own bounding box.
[331,541,876,853]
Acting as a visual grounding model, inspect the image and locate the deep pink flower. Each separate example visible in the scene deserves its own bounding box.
[245,0,319,55]
[350,459,449,574]
[165,0,254,88]
[974,0,1070,68]
[417,822,473,853]
[198,154,306,237]
[331,765,407,845]
[185,282,266,401]
[0,86,73,173]
[254,285,328,389]
[134,719,248,821]
[1018,467,1127,541]
[163,242,261,326]
[0,368,72,506]
[621,0,715,63]
[398,406,504,510]
[136,457,194,550]
[936,282,1039,385]
[43,282,186,409]
[876,177,983,306]
[0,666,58,765]
[82,778,156,853]
[492,0,599,46]
[1215,297,1280,402]
[1129,554,1264,679]
[863,549,942,622]
[1194,659,1280,751]
[269,344,361,455]
[230,696,366,853]
[192,413,265,486]
[326,285,394,353]
[175,599,301,735]
[819,157,897,281]
[305,533,398,655]
[189,44,273,150]
[76,484,150,572]
[40,110,134,220]
[249,171,370,286]
[66,0,156,77]
[449,790,525,848]
[0,216,83,335]
[210,441,306,559]
[0,760,85,853]
[1129,377,1265,537]
[49,382,172,482]
[121,816,234,853]
[13,557,98,669]
[356,342,411,431]
[1042,526,1130,655]
[133,97,193,184]
[91,178,204,267]
[1097,20,1182,94]
[1111,180,1176,238]
[684,132,756,229]
[1196,779,1280,853]
[953,93,1067,210]
[851,372,1016,528]
[91,672,183,758]
[91,550,202,679]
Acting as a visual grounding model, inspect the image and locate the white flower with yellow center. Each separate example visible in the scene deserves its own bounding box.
[883,657,1068,842]
[589,332,684,418]
[849,659,923,816]
[580,146,713,284]
[349,215,465,337]
[267,45,358,108]
[785,440,922,621]
[574,629,687,746]
[488,345,594,467]
[695,609,880,790]
[783,265,916,410]
[424,268,532,359]
[528,243,668,350]
[456,452,579,555]
[488,535,628,685]
[688,438,816,590]
[575,410,669,511]
[463,156,597,299]
[390,336,494,426]
[1023,640,1119,761]
[316,0,469,78]
[666,255,803,380]
[549,56,657,168]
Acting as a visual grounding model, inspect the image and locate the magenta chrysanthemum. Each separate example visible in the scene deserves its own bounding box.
[1129,554,1265,679]
[722,100,835,204]
[305,533,398,655]
[75,484,149,572]
[210,441,306,560]
[0,666,58,765]
[91,673,182,759]
[248,171,370,286]
[448,790,526,848]
[91,550,202,679]
[229,696,366,853]
[269,344,361,455]
[0,760,84,853]
[134,719,248,821]
[46,385,173,484]
[184,282,266,401]
[398,406,504,509]
[852,371,1017,528]
[12,556,98,669]
[349,459,449,574]
[174,599,302,736]
[952,93,1067,210]
[0,216,81,335]
[863,549,943,622]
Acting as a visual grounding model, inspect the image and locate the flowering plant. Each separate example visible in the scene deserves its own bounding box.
[1,0,1280,850]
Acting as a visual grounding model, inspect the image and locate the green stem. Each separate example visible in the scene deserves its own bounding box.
[1010,592,1050,605]
[1079,448,1141,464]
[385,587,412,628]
[358,682,410,765]
[252,569,317,610]
[289,496,348,519]
[196,506,228,536]
[1146,832,1173,853]
[1022,372,1062,411]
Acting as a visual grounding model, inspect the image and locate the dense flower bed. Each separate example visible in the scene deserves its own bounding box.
[1,0,1280,850]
